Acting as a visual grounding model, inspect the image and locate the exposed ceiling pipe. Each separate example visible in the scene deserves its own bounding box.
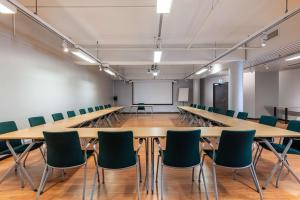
[7,0,126,80]
[183,5,300,79]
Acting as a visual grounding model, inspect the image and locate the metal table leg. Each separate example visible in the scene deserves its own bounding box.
[151,137,155,194]
[262,139,300,189]
[145,138,149,194]
[0,141,37,191]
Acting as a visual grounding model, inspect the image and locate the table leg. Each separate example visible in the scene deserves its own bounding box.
[145,138,149,194]
[4,141,36,191]
[262,139,300,189]
[151,138,155,194]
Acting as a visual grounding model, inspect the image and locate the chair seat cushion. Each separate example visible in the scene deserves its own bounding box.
[260,143,300,155]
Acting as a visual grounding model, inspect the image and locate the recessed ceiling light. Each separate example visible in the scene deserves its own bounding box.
[285,53,300,61]
[157,0,172,14]
[71,50,97,64]
[195,68,208,75]
[154,50,162,63]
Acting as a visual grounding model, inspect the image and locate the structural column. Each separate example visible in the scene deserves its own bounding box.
[228,61,244,112]
[193,79,200,104]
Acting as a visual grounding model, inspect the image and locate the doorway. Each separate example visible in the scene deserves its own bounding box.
[213,82,228,114]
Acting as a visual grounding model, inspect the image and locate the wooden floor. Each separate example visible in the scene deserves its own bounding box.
[0,114,299,200]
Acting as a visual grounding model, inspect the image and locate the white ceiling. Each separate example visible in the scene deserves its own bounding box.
[18,0,300,79]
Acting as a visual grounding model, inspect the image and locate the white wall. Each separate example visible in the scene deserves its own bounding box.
[0,14,113,129]
[113,80,193,112]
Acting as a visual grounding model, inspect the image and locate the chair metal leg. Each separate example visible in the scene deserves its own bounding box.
[212,163,218,200]
[90,170,98,200]
[199,154,206,183]
[156,155,160,183]
[36,165,48,200]
[160,163,164,200]
[192,167,195,182]
[250,164,263,200]
[82,163,87,200]
[39,146,46,163]
[102,168,105,184]
[254,146,263,168]
[136,161,141,200]
[92,154,100,183]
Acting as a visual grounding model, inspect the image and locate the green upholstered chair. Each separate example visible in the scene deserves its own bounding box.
[258,120,300,188]
[214,108,221,114]
[108,104,112,108]
[67,111,76,118]
[192,104,197,108]
[37,131,89,200]
[79,108,87,115]
[237,112,248,120]
[202,130,262,200]
[136,103,146,115]
[190,104,194,107]
[208,107,215,112]
[95,106,100,111]
[0,121,44,185]
[104,105,109,109]
[156,130,208,200]
[197,105,202,109]
[226,110,235,117]
[28,116,46,127]
[253,115,278,166]
[51,113,64,122]
[90,131,142,200]
[99,105,104,110]
[88,107,94,113]
[200,105,206,110]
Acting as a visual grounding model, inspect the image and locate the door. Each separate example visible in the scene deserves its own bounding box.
[213,82,228,114]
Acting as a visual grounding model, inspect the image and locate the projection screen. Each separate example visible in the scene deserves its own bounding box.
[132,80,173,105]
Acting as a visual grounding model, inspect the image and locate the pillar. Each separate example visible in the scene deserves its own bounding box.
[228,61,244,112]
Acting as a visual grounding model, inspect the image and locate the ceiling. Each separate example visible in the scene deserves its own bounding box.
[18,0,300,79]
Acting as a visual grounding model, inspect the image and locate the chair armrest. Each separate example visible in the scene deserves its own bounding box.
[136,138,144,154]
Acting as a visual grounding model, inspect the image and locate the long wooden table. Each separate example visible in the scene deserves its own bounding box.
[0,105,299,193]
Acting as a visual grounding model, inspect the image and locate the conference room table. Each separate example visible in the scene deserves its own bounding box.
[0,106,299,193]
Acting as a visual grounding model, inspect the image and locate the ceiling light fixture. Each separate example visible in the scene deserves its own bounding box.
[157,0,172,14]
[195,68,208,75]
[211,63,222,74]
[104,68,116,76]
[0,0,17,14]
[154,50,162,63]
[71,49,97,64]
[285,53,300,61]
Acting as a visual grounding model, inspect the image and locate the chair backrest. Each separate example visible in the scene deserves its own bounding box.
[215,130,256,168]
[137,103,145,110]
[164,130,201,167]
[226,110,235,117]
[200,105,206,110]
[52,113,64,122]
[98,131,136,169]
[259,115,277,127]
[104,105,109,109]
[192,104,197,108]
[43,131,85,168]
[283,120,300,150]
[190,104,193,107]
[67,111,76,118]
[108,104,112,108]
[79,108,86,115]
[28,116,46,127]
[214,108,221,114]
[0,121,22,151]
[88,107,94,113]
[237,112,248,120]
[208,107,214,112]
[99,105,104,110]
[95,106,100,111]
[197,105,201,109]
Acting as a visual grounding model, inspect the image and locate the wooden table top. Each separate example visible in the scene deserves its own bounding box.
[0,106,298,140]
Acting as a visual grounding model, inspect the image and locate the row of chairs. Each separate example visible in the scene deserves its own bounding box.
[190,104,248,119]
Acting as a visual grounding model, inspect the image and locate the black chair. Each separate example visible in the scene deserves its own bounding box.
[155,130,208,200]
[79,108,87,115]
[99,105,104,110]
[90,131,143,200]
[226,110,235,117]
[237,112,248,120]
[88,107,94,113]
[136,103,146,115]
[208,107,215,112]
[202,130,263,200]
[95,106,100,111]
[253,115,278,166]
[37,131,90,200]
[51,113,64,122]
[67,111,76,118]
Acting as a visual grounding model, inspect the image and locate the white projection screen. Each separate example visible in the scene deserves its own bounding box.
[132,80,173,105]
